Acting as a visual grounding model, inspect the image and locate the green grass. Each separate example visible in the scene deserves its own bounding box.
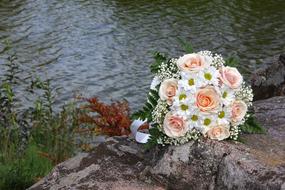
[0,145,53,190]
[0,41,80,189]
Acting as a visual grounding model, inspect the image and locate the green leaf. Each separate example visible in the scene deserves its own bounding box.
[240,115,266,134]
[149,89,159,99]
[225,56,239,67]
[144,126,160,149]
[131,89,159,122]
[145,102,153,110]
[150,52,167,74]
[177,38,193,53]
[234,135,246,143]
[147,94,157,107]
[2,82,14,103]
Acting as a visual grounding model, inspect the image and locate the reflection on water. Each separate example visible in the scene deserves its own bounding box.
[0,0,284,110]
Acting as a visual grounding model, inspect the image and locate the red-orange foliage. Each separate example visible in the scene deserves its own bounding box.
[78,97,132,136]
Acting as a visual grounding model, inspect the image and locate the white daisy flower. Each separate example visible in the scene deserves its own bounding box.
[187,109,201,130]
[216,107,232,125]
[197,114,217,134]
[171,96,192,117]
[220,86,235,106]
[172,87,194,107]
[178,79,196,93]
[200,66,220,87]
[179,72,203,92]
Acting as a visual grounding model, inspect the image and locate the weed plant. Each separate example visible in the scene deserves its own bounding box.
[0,42,79,190]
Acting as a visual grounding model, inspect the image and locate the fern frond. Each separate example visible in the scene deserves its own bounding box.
[240,115,266,134]
[150,52,167,74]
[131,89,159,122]
[177,38,193,53]
[144,125,161,149]
[225,56,239,67]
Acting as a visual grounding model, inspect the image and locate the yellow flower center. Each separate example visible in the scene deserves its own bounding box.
[181,104,189,111]
[222,91,228,98]
[179,93,187,100]
[188,79,195,86]
[204,73,212,80]
[218,111,225,118]
[191,115,198,121]
[203,118,211,126]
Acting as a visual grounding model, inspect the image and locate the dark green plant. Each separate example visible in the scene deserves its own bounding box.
[0,46,24,162]
[177,38,194,53]
[143,124,162,149]
[224,56,239,67]
[150,52,168,74]
[0,41,80,189]
[132,88,160,122]
[30,101,79,165]
[0,145,53,190]
[240,114,265,134]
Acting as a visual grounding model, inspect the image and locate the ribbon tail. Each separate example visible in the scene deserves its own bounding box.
[130,119,150,143]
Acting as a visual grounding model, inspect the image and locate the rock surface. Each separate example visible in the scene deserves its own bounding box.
[28,138,163,190]
[29,96,285,190]
[251,54,285,100]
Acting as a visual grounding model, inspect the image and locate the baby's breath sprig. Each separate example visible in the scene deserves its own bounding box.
[152,99,169,126]
[229,125,240,141]
[198,50,225,69]
[157,129,201,146]
[235,82,254,107]
[157,58,180,80]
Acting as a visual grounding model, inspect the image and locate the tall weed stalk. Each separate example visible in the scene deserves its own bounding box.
[0,41,79,189]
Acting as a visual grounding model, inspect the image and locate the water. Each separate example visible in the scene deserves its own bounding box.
[0,0,284,111]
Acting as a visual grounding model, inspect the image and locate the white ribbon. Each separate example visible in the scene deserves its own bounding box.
[130,77,159,143]
[130,119,150,143]
[150,76,161,90]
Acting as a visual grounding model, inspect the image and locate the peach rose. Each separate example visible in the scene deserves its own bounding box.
[231,100,247,123]
[159,78,178,105]
[177,53,210,72]
[219,67,243,89]
[163,112,188,138]
[206,125,230,141]
[196,86,220,112]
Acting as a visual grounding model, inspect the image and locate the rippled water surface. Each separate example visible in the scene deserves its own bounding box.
[0,0,284,110]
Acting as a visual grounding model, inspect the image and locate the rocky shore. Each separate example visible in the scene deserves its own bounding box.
[29,55,285,190]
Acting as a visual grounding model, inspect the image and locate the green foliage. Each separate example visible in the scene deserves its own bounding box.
[27,63,78,165]
[224,56,239,67]
[150,52,167,74]
[144,125,161,150]
[0,42,80,189]
[235,136,246,143]
[0,47,25,163]
[132,88,159,122]
[30,102,78,165]
[240,114,266,134]
[177,38,194,53]
[0,145,53,190]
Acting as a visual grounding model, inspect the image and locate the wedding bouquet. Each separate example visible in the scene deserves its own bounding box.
[132,47,260,147]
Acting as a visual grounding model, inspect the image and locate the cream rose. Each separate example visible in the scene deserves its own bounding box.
[219,67,243,89]
[196,86,220,112]
[176,53,210,72]
[231,100,247,123]
[163,112,188,138]
[159,78,178,105]
[206,125,230,141]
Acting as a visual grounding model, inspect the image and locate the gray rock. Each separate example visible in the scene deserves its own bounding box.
[29,137,163,190]
[149,97,285,190]
[251,54,285,100]
[29,97,285,190]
